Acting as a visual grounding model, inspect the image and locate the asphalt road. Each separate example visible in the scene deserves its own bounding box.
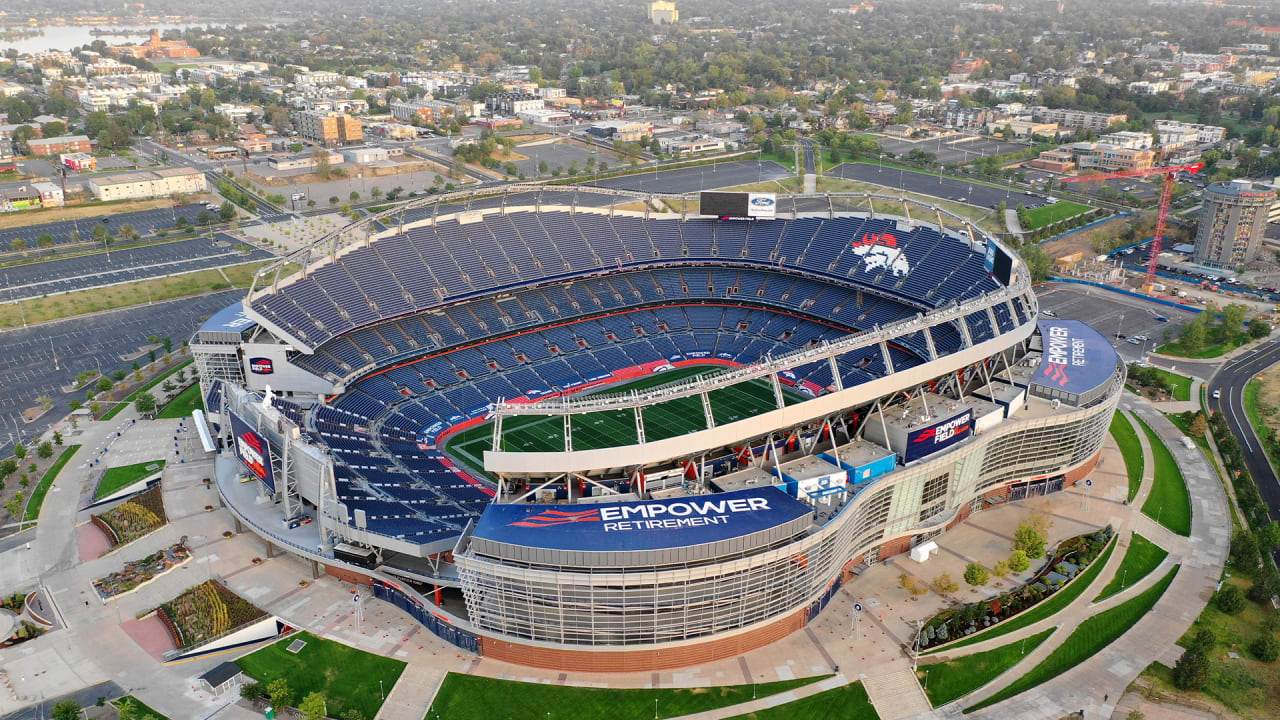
[827,162,1043,210]
[0,681,124,720]
[1207,339,1280,530]
[1,234,275,301]
[0,205,209,251]
[0,289,242,456]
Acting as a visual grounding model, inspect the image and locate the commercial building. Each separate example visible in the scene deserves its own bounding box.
[1069,142,1155,172]
[389,100,456,125]
[1193,180,1277,267]
[60,152,97,172]
[30,181,63,207]
[587,119,652,142]
[89,167,207,202]
[292,111,363,148]
[1029,148,1076,173]
[485,93,544,116]
[1030,107,1127,132]
[1153,119,1227,146]
[1096,131,1153,150]
[26,135,91,157]
[649,0,679,24]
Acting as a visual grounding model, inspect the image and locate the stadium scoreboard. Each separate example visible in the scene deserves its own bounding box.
[700,191,777,219]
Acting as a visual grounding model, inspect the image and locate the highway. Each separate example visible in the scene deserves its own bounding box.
[1207,338,1280,530]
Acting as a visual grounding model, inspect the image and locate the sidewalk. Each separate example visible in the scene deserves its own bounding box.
[941,399,1228,719]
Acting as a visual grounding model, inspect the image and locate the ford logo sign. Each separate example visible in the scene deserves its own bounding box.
[750,197,775,207]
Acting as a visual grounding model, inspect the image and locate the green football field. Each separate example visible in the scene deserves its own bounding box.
[445,366,806,471]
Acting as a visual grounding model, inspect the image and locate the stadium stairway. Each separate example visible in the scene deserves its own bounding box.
[862,668,932,720]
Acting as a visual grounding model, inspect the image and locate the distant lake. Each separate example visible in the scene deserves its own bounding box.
[0,22,279,55]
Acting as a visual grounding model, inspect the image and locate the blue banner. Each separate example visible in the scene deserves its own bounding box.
[472,487,811,552]
[904,408,973,463]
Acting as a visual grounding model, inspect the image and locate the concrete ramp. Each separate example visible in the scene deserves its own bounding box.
[863,668,933,720]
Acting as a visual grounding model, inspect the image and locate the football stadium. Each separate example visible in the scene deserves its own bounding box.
[191,185,1123,671]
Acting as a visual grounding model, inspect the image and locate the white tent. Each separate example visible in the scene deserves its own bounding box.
[910,541,939,563]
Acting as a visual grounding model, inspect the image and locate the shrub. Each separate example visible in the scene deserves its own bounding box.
[1216,583,1245,615]
[1250,635,1279,662]
[1012,522,1046,559]
[931,572,959,595]
[240,682,267,700]
[1188,628,1215,654]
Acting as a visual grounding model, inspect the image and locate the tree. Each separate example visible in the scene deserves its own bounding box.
[963,562,989,586]
[13,443,25,460]
[219,201,235,221]
[538,160,549,175]
[196,209,214,226]
[92,223,111,245]
[36,233,54,249]
[41,121,66,138]
[1222,303,1248,334]
[1171,647,1210,690]
[1251,635,1280,662]
[1258,521,1280,553]
[1216,583,1245,614]
[371,186,383,200]
[241,682,267,700]
[51,700,81,720]
[329,196,339,206]
[267,677,294,709]
[1008,550,1030,572]
[930,572,959,595]
[135,392,157,416]
[991,560,1011,579]
[298,692,327,720]
[1251,320,1272,339]
[118,224,139,242]
[1188,628,1215,655]
[96,377,113,393]
[37,441,53,459]
[53,431,63,446]
[1012,522,1046,559]
[1189,413,1208,438]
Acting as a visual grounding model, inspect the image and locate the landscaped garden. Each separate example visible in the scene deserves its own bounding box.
[155,383,204,419]
[22,444,80,524]
[93,541,190,599]
[1110,413,1143,502]
[921,627,1054,707]
[966,565,1179,712]
[92,486,167,552]
[1094,533,1167,602]
[155,579,266,651]
[113,695,173,720]
[922,525,1116,653]
[95,459,165,500]
[426,671,830,720]
[1126,364,1192,402]
[238,631,407,720]
[1136,416,1192,536]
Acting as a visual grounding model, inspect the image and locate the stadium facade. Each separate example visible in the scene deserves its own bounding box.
[192,186,1122,670]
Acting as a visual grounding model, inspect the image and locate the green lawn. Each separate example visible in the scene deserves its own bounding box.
[1156,328,1249,359]
[237,631,405,720]
[1244,380,1269,449]
[1110,413,1143,502]
[95,459,165,500]
[22,445,80,523]
[446,366,801,473]
[113,695,172,720]
[760,147,798,171]
[1136,416,1193,536]
[925,535,1117,654]
[1022,201,1091,230]
[722,682,878,720]
[966,565,1179,713]
[1153,369,1192,402]
[155,383,204,419]
[431,672,829,720]
[922,628,1054,707]
[101,359,194,421]
[1093,533,1168,602]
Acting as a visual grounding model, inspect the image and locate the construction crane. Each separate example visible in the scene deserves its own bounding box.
[1060,162,1203,293]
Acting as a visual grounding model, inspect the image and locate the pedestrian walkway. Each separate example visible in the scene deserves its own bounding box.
[864,668,931,720]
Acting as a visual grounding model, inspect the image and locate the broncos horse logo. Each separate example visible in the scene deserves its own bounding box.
[851,233,911,277]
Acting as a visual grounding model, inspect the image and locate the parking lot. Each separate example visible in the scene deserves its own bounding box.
[0,289,242,456]
[1036,282,1198,363]
[1,234,276,301]
[876,134,1029,166]
[511,139,608,179]
[587,159,791,193]
[0,204,211,251]
[828,162,1042,209]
